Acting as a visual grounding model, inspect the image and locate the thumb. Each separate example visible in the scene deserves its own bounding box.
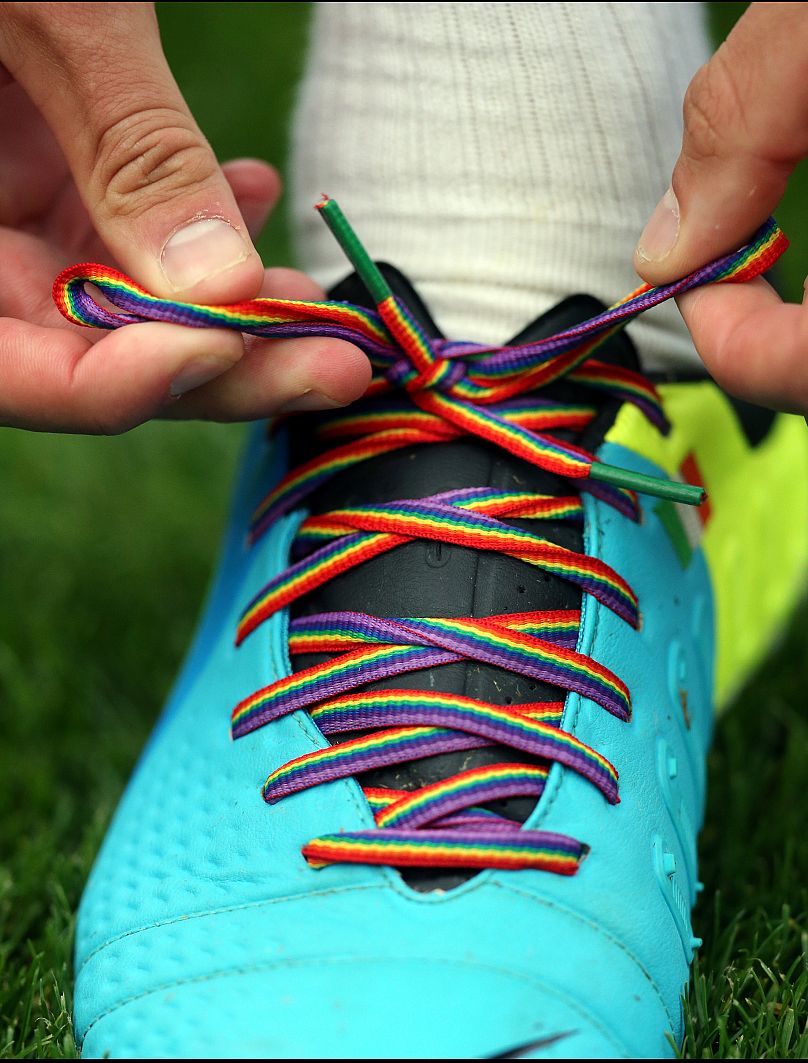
[634,2,808,284]
[0,2,264,302]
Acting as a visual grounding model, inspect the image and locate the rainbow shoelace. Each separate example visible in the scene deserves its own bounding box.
[54,201,786,875]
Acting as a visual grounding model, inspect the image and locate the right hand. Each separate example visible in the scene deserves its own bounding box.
[634,2,808,414]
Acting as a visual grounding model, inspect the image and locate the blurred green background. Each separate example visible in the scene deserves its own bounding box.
[1,2,807,1057]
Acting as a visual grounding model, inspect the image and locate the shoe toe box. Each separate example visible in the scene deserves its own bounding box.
[75,880,679,1059]
[79,953,635,1059]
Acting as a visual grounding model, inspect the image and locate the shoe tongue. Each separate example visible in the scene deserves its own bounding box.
[290,267,634,891]
[507,292,642,372]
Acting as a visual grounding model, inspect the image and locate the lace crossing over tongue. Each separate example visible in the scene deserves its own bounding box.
[51,207,787,874]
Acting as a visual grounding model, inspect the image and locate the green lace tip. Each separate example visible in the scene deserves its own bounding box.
[591,463,706,507]
[316,198,707,511]
[316,196,392,305]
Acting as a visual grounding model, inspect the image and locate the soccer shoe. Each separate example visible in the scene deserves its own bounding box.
[71,262,808,1058]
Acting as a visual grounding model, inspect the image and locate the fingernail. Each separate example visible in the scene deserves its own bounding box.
[279,389,345,414]
[161,219,250,291]
[636,187,680,262]
[170,359,227,397]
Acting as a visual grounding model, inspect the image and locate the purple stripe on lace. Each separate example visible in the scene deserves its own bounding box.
[311,701,617,801]
[262,729,488,802]
[382,776,547,829]
[232,646,456,738]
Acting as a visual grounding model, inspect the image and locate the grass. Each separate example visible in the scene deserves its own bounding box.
[1,2,806,1057]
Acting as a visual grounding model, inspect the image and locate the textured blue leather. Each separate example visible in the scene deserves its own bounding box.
[74,424,714,1059]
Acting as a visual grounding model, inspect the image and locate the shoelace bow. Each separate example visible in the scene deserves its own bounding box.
[54,200,786,875]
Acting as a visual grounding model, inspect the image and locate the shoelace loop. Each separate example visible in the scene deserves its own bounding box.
[53,205,787,875]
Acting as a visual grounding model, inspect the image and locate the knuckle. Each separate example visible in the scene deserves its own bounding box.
[63,361,142,436]
[74,393,139,436]
[92,107,217,219]
[93,410,139,436]
[87,401,144,435]
[682,56,748,163]
[682,68,725,163]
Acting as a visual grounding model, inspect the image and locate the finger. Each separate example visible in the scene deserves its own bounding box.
[0,224,322,330]
[1,251,372,426]
[163,267,372,420]
[0,226,71,327]
[0,227,320,332]
[0,3,264,302]
[33,157,280,266]
[256,266,329,301]
[163,335,372,422]
[0,82,68,227]
[220,159,281,242]
[676,276,808,413]
[0,317,246,432]
[635,3,808,283]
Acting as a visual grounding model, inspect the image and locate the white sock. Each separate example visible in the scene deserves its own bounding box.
[290,2,711,372]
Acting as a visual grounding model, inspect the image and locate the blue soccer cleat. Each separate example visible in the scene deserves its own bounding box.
[70,216,808,1058]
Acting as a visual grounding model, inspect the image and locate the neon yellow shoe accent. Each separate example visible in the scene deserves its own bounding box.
[606,382,808,707]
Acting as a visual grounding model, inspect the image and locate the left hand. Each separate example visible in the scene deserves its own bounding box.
[0,2,370,432]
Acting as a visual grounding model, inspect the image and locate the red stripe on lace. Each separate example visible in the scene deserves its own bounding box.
[52,204,786,873]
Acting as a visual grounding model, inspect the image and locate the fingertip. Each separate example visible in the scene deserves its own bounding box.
[222,159,282,241]
[260,267,327,301]
[634,187,680,280]
[173,335,371,423]
[168,351,241,397]
[221,158,281,202]
[96,320,246,417]
[676,274,781,345]
[162,322,247,391]
[260,339,372,416]
[160,218,265,304]
[303,339,373,406]
[674,277,808,411]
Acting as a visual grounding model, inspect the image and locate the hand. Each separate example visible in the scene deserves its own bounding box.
[634,2,808,414]
[0,2,369,432]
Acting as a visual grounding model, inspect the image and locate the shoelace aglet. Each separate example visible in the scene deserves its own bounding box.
[317,195,393,306]
[591,462,706,507]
